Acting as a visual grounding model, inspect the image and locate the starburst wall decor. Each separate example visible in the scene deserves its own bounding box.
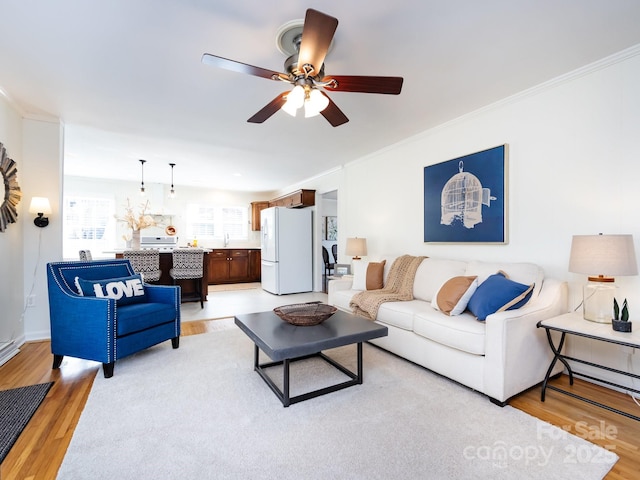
[0,142,22,232]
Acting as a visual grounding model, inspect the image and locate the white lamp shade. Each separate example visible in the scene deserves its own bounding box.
[345,237,367,257]
[29,197,52,214]
[569,234,638,277]
[282,85,305,115]
[304,89,329,118]
[281,99,298,117]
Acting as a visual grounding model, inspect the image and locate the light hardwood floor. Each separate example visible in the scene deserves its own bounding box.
[2,319,640,479]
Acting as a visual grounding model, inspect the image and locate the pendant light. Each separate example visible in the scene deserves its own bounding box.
[139,159,146,196]
[169,163,176,198]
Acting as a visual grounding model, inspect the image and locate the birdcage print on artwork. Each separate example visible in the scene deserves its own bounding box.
[440,160,497,229]
[424,145,507,243]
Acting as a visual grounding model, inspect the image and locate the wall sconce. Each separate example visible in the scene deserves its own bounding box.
[29,197,52,228]
[139,159,146,196]
[168,163,176,198]
[569,233,638,322]
[345,237,367,260]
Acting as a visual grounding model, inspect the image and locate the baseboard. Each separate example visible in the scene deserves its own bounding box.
[25,330,51,342]
[0,341,20,367]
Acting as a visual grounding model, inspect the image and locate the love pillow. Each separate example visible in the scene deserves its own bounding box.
[75,274,146,305]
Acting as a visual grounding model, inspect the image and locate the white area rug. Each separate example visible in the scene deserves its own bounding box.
[58,320,617,479]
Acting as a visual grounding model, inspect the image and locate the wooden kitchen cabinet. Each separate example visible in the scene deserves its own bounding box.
[249,249,261,282]
[208,249,260,284]
[268,189,315,208]
[250,201,269,231]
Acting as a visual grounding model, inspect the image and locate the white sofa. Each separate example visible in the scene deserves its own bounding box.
[329,256,568,405]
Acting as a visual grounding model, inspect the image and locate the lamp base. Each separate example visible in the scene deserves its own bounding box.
[582,278,616,323]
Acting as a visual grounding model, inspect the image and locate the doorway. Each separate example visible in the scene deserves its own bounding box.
[320,190,338,293]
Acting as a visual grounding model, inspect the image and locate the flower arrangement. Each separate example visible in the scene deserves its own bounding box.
[116,198,157,231]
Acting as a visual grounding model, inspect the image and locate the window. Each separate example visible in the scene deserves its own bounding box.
[63,196,116,259]
[186,204,248,241]
[188,205,216,238]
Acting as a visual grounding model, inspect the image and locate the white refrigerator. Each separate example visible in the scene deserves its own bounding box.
[260,206,313,295]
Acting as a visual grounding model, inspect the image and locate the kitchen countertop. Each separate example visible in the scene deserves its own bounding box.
[106,248,213,254]
[106,247,261,254]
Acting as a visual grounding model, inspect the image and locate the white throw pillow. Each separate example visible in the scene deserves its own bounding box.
[352,260,386,291]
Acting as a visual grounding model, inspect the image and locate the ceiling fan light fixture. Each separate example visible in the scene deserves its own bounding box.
[281,99,298,117]
[203,9,402,127]
[289,85,305,107]
[304,88,329,117]
[281,85,305,116]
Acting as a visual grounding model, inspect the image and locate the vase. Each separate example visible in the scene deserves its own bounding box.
[131,230,141,250]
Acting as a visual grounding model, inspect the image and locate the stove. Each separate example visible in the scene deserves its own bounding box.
[140,235,179,251]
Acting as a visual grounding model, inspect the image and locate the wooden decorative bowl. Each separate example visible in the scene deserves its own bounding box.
[273,303,337,326]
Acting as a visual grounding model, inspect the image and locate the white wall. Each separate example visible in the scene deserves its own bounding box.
[0,94,63,347]
[0,94,25,360]
[343,49,640,299]
[22,118,64,340]
[298,46,640,389]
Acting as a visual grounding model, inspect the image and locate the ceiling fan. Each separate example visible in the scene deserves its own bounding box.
[201,8,403,127]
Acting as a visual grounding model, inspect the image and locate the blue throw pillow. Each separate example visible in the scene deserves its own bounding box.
[466,271,534,321]
[74,274,146,305]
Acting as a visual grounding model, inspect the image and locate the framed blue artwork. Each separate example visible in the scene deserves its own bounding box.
[423,144,508,243]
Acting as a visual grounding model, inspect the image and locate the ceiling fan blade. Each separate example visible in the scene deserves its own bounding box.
[322,75,404,95]
[320,94,349,127]
[202,53,286,81]
[297,9,338,77]
[247,92,289,124]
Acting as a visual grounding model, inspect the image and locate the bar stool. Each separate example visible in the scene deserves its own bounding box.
[123,249,162,282]
[170,248,204,308]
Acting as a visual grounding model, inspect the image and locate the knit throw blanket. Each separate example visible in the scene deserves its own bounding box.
[350,255,426,320]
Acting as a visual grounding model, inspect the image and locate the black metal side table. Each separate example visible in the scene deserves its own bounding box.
[537,312,640,421]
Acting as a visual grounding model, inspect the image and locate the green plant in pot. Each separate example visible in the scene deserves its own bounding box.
[612,298,632,332]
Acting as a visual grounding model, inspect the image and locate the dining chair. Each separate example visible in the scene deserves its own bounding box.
[123,249,162,282]
[170,248,204,308]
[78,250,93,261]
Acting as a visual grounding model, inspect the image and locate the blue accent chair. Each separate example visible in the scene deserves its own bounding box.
[47,259,181,378]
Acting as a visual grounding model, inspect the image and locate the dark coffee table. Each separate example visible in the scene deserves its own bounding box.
[234,309,388,407]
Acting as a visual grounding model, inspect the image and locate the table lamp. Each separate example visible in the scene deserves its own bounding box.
[345,237,367,260]
[568,233,638,323]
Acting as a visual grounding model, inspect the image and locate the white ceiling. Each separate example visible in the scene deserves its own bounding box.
[2,1,640,192]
